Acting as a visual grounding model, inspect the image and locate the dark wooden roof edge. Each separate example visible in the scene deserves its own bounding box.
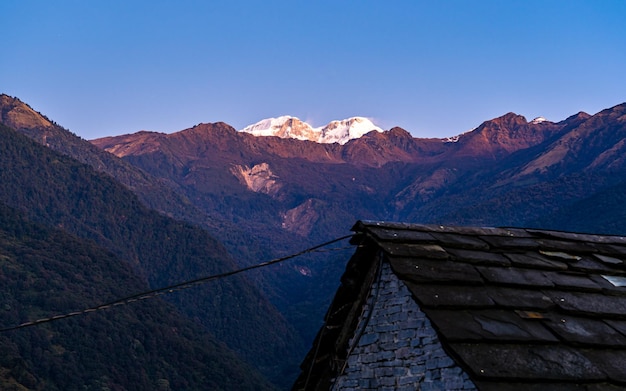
[292,241,383,391]
[353,220,626,245]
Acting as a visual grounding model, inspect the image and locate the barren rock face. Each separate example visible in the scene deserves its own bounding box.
[0,95,54,131]
[231,162,282,195]
[281,199,319,236]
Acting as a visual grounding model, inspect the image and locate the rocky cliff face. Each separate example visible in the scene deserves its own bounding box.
[231,162,282,195]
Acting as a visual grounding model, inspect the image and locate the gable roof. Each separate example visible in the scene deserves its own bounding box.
[293,220,626,390]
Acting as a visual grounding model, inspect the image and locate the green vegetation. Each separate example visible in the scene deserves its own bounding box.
[0,202,275,390]
[532,177,626,235]
[0,123,298,388]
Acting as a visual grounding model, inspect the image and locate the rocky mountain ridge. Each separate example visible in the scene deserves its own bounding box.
[95,112,569,169]
[87,101,626,239]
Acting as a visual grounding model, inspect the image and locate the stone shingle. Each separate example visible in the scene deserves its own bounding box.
[404,282,495,308]
[545,271,603,292]
[429,232,490,250]
[447,248,511,266]
[390,256,484,285]
[542,315,626,346]
[424,309,558,342]
[485,286,555,310]
[477,265,555,287]
[547,290,626,317]
[450,343,606,381]
[505,252,568,270]
[378,242,448,259]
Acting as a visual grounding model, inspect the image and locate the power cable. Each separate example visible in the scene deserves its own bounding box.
[0,234,354,333]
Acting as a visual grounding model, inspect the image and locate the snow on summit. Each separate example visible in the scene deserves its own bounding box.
[320,117,383,144]
[240,116,382,145]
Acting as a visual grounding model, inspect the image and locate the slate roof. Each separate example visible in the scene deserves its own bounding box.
[293,220,626,391]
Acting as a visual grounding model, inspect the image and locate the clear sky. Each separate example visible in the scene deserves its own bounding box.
[2,0,625,140]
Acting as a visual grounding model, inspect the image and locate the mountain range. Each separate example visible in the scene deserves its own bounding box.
[91,103,626,236]
[2,93,626,389]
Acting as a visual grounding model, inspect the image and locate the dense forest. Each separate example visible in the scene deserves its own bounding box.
[0,201,275,390]
[0,122,301,388]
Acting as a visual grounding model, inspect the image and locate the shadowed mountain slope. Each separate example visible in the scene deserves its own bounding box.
[0,201,276,391]
[0,121,302,388]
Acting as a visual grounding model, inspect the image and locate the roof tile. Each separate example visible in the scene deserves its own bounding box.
[429,232,490,250]
[505,252,568,270]
[479,235,541,250]
[378,242,448,259]
[486,287,556,310]
[542,315,626,346]
[589,275,626,296]
[602,244,626,257]
[546,291,626,318]
[601,319,626,338]
[581,350,626,383]
[563,256,622,274]
[536,239,600,254]
[450,343,606,381]
[404,282,495,308]
[477,266,555,287]
[446,248,511,266]
[527,229,626,245]
[595,254,625,265]
[389,256,484,285]
[366,227,436,243]
[425,309,558,342]
[545,272,603,292]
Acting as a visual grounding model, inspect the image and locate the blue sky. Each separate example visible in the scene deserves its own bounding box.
[2,0,625,139]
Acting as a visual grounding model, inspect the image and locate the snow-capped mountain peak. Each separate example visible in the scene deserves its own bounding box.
[240,116,382,144]
[319,117,382,144]
[240,116,317,141]
[531,116,548,124]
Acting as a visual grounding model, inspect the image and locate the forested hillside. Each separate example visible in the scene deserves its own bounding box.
[0,122,303,388]
[0,201,275,390]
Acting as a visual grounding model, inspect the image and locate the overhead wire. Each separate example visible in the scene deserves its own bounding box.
[0,234,354,333]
